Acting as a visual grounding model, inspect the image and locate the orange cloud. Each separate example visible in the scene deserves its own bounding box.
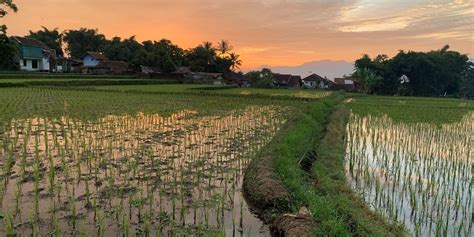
[4,0,473,69]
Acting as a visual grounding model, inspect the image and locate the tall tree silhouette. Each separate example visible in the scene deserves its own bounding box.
[63,28,107,58]
[217,40,233,56]
[0,0,19,70]
[0,0,18,33]
[228,53,242,71]
[28,26,64,57]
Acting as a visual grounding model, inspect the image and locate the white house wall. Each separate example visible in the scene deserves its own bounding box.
[19,58,50,71]
[42,58,50,71]
[19,59,39,71]
[303,81,317,89]
[83,55,100,67]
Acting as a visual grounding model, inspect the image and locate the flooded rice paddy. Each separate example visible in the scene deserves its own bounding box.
[0,106,288,236]
[345,112,473,236]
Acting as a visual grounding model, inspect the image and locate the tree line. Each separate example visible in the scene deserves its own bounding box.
[0,0,18,70]
[2,26,242,73]
[354,46,473,98]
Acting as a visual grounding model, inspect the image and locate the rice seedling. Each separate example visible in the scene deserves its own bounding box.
[345,112,473,236]
[0,91,288,236]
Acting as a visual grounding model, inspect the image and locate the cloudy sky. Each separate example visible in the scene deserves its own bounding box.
[4,0,473,69]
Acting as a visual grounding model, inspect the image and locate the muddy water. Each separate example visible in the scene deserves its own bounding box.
[345,112,473,236]
[0,106,288,236]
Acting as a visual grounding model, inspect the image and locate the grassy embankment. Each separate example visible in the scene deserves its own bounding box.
[0,73,180,87]
[244,93,406,236]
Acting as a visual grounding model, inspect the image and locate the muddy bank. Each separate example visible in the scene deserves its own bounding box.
[243,112,319,237]
[242,119,294,215]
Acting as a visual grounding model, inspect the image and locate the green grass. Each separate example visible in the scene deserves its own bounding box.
[93,84,332,99]
[350,95,474,124]
[264,94,472,235]
[0,78,134,83]
[0,73,135,79]
[267,94,405,235]
[94,84,221,93]
[0,87,302,124]
[0,79,177,88]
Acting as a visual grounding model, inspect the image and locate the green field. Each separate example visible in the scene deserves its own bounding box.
[94,84,224,93]
[0,82,472,236]
[94,84,332,99]
[0,78,134,83]
[350,95,474,124]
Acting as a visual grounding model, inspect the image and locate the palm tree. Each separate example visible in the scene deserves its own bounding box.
[201,41,216,65]
[217,40,233,56]
[228,53,242,71]
[202,41,214,51]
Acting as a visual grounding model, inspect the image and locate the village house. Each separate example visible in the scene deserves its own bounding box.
[81,51,108,67]
[333,76,360,91]
[223,71,249,87]
[12,36,54,72]
[272,73,302,88]
[80,51,129,74]
[56,58,83,73]
[188,72,224,84]
[302,73,334,89]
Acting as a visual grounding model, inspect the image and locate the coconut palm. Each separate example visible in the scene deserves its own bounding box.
[217,40,233,56]
[228,53,242,71]
[202,41,214,52]
[200,41,216,65]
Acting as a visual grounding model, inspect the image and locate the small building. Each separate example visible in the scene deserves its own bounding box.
[288,75,302,88]
[80,52,129,74]
[333,76,360,91]
[302,74,333,89]
[12,36,53,72]
[273,73,302,88]
[139,65,162,74]
[81,51,108,67]
[223,72,248,86]
[56,58,83,73]
[82,61,129,75]
[187,72,223,84]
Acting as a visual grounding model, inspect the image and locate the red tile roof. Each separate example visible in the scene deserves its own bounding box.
[303,73,325,82]
[12,36,50,49]
[272,73,292,83]
[272,73,301,87]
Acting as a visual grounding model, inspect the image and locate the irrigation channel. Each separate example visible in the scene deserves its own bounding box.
[345,112,473,236]
[0,106,289,236]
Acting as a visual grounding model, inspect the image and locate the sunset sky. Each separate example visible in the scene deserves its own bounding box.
[4,0,473,69]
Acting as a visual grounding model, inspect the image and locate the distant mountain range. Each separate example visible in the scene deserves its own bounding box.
[250,57,472,80]
[252,60,355,80]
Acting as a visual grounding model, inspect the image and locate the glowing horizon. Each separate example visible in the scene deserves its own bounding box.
[4,0,473,69]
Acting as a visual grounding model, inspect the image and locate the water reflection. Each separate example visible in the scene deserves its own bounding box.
[345,112,473,236]
[0,106,288,236]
